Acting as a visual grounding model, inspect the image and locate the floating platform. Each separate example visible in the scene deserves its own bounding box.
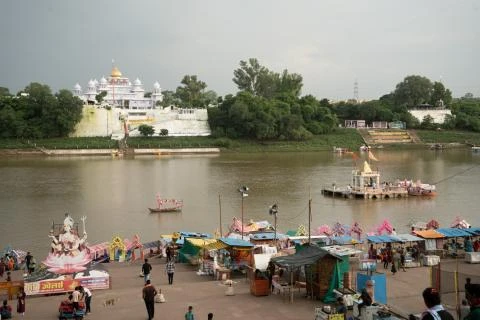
[321,186,408,199]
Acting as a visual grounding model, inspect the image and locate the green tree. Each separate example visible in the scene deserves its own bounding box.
[138,124,155,136]
[0,87,10,97]
[393,75,433,107]
[232,58,268,95]
[175,75,208,108]
[159,90,181,108]
[430,82,452,107]
[95,91,107,104]
[160,128,168,136]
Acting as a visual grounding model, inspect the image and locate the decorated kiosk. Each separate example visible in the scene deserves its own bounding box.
[24,213,110,296]
[109,236,127,262]
[125,234,144,262]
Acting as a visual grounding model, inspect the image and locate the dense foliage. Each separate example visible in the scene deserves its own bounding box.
[0,83,83,138]
[208,59,338,140]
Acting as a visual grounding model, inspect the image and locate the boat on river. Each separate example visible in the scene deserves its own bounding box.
[148,195,183,213]
[407,183,437,197]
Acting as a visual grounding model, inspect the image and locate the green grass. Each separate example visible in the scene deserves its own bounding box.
[4,128,479,152]
[415,130,480,145]
[0,129,365,152]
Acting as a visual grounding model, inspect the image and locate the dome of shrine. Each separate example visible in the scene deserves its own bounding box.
[74,83,82,90]
[87,79,95,87]
[100,77,107,84]
[134,78,142,86]
[153,81,160,90]
[111,66,122,78]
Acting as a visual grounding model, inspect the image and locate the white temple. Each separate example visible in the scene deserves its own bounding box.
[72,66,163,109]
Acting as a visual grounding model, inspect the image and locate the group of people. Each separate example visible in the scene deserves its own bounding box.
[409,282,480,320]
[141,256,215,320]
[0,254,18,277]
[0,287,25,319]
[373,244,409,274]
[59,285,92,316]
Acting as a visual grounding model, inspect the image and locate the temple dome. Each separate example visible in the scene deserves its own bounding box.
[134,78,142,86]
[111,66,122,78]
[100,77,107,84]
[74,83,82,90]
[87,79,95,87]
[153,81,160,90]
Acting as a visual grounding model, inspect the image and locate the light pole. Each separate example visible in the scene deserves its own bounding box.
[238,186,249,240]
[269,204,278,247]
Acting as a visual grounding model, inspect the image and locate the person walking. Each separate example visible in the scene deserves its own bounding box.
[165,259,175,285]
[400,249,406,272]
[208,312,214,320]
[82,286,92,315]
[185,305,195,320]
[16,287,26,317]
[166,246,172,262]
[25,252,32,274]
[142,258,153,283]
[0,258,5,278]
[142,280,157,320]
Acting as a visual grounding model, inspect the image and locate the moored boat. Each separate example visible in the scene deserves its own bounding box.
[407,183,437,197]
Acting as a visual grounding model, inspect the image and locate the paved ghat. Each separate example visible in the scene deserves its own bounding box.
[7,257,479,319]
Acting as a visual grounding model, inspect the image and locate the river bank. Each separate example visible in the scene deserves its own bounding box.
[0,129,479,156]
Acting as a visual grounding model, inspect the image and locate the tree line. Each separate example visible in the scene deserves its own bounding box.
[1,59,480,139]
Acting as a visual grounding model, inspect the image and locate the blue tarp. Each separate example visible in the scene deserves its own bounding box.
[219,237,254,248]
[367,235,398,243]
[465,227,480,236]
[250,232,287,240]
[331,236,363,245]
[436,228,473,238]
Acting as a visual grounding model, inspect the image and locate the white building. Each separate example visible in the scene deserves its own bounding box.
[72,66,163,109]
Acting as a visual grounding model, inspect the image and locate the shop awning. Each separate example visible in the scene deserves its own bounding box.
[271,245,339,268]
[321,245,363,257]
[331,235,363,245]
[393,234,425,242]
[250,232,287,240]
[219,237,254,249]
[466,227,480,236]
[413,230,445,239]
[436,228,473,238]
[186,238,218,248]
[366,235,398,243]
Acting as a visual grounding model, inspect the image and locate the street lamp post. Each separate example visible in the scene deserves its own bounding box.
[238,186,249,240]
[269,203,278,247]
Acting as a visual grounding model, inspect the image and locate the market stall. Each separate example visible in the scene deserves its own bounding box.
[271,244,347,303]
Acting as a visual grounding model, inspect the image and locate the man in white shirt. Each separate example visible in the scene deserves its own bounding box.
[82,286,92,314]
[72,286,81,311]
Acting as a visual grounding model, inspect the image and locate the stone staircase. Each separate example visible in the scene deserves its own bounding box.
[358,129,418,146]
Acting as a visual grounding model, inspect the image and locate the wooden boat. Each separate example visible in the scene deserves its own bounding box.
[407,183,437,197]
[149,195,183,213]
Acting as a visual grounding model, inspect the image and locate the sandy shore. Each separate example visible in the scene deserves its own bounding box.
[4,257,479,320]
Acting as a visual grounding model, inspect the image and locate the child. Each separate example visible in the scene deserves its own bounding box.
[185,305,195,320]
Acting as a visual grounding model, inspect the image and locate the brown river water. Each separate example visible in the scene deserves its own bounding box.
[1,149,479,258]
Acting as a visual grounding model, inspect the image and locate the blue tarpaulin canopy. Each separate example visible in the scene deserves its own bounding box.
[250,232,287,240]
[331,235,363,245]
[465,227,480,236]
[219,237,254,248]
[367,235,398,243]
[436,228,473,238]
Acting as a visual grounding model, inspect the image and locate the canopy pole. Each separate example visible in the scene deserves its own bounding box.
[290,269,294,303]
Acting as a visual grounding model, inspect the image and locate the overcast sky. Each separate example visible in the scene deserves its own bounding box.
[1,0,479,100]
